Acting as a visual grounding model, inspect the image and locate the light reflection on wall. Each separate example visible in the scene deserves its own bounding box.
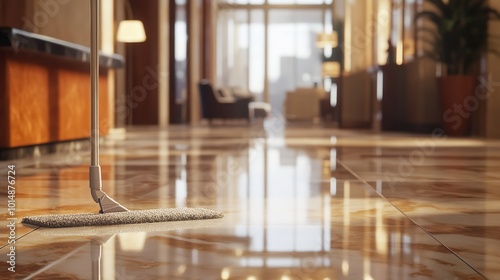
[377,0,391,65]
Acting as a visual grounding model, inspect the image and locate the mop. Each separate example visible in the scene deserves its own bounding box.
[22,0,222,228]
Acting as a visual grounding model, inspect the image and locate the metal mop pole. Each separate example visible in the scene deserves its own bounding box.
[91,0,99,168]
[89,0,128,214]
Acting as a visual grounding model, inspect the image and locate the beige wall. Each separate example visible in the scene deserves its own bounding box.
[21,0,91,46]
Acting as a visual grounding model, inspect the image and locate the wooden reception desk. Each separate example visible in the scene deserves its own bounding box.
[0,27,124,150]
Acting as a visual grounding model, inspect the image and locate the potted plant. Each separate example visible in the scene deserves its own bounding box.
[416,0,500,135]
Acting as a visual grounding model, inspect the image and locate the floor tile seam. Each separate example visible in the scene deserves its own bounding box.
[0,227,39,250]
[336,158,489,280]
[20,240,87,280]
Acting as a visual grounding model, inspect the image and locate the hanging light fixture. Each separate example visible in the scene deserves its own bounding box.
[316,32,338,48]
[117,0,147,43]
[117,20,146,43]
[322,61,341,78]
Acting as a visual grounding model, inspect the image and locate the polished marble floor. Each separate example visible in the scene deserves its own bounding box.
[1,124,500,279]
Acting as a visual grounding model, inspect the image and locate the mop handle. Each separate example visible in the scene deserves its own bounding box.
[90,0,99,166]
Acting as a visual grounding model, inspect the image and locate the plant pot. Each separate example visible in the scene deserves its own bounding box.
[438,75,476,136]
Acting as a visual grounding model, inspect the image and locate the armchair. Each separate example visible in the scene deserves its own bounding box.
[198,80,253,122]
[284,87,324,121]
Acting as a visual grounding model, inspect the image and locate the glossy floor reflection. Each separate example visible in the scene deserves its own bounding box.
[1,125,499,279]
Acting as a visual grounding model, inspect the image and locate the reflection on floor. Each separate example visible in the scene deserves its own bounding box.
[1,124,499,279]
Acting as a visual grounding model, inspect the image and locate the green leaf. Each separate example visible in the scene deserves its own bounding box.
[415,0,500,74]
[415,11,443,26]
[424,0,449,16]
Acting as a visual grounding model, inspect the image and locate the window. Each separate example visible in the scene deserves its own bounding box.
[268,9,323,112]
[216,2,329,115]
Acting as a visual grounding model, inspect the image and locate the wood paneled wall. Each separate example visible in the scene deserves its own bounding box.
[0,51,109,148]
[127,0,160,125]
[31,0,90,46]
[0,0,90,46]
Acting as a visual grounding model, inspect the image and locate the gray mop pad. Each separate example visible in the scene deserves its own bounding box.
[22,208,223,228]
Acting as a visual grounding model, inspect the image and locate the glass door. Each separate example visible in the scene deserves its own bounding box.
[216,1,329,116]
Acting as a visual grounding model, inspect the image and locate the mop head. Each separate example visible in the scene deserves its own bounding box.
[22,208,223,228]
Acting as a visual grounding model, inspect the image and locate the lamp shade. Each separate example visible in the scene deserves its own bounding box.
[322,61,341,78]
[316,32,338,48]
[117,20,146,43]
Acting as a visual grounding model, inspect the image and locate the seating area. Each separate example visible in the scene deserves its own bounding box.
[198,80,255,122]
[197,83,335,124]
